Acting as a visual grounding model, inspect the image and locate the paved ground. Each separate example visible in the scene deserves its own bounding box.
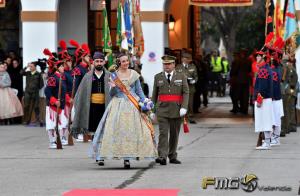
[0,101,300,196]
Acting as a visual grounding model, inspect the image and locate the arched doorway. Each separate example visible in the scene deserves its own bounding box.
[163,0,254,121]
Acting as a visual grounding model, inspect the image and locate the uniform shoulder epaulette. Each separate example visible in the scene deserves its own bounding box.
[47,76,56,87]
[158,72,164,77]
[257,68,269,79]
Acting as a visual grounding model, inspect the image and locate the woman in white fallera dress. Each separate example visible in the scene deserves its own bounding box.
[0,62,23,120]
[91,53,157,168]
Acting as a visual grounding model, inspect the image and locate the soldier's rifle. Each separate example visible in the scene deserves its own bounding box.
[55,75,63,149]
[67,75,75,146]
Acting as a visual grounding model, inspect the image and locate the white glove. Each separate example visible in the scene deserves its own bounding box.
[150,112,156,121]
[179,108,187,117]
[190,79,196,84]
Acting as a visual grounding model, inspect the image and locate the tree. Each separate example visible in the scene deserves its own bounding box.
[201,0,265,62]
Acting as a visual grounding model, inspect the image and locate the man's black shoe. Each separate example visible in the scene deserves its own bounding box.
[156,157,167,165]
[155,158,162,163]
[124,160,130,169]
[230,109,238,114]
[280,133,286,137]
[160,158,167,165]
[98,160,104,166]
[189,120,197,124]
[169,159,181,164]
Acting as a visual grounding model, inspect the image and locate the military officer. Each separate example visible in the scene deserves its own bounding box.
[176,52,198,123]
[280,56,289,137]
[152,55,189,165]
[286,56,298,133]
[21,62,43,125]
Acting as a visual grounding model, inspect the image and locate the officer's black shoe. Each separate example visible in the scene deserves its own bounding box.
[290,129,296,132]
[189,120,197,124]
[280,133,286,137]
[155,158,162,163]
[124,160,130,169]
[160,158,167,165]
[230,109,238,114]
[98,160,104,166]
[169,159,181,164]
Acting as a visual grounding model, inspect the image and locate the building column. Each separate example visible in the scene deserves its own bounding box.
[140,0,166,96]
[20,0,59,67]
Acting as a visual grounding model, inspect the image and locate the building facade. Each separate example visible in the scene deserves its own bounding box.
[2,0,300,94]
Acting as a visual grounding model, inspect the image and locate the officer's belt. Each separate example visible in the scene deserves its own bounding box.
[158,95,183,103]
[91,93,105,104]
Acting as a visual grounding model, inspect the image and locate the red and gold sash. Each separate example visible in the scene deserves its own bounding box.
[112,73,155,141]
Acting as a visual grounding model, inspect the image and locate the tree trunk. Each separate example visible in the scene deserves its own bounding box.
[223,29,236,64]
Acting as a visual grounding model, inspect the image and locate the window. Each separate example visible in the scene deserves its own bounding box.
[88,0,118,52]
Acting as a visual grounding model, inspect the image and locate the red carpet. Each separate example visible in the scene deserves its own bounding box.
[63,189,179,196]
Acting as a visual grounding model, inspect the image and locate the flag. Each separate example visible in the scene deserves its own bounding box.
[116,0,122,49]
[124,0,133,53]
[120,2,129,51]
[283,0,297,40]
[102,5,113,67]
[132,0,145,57]
[274,0,284,38]
[265,0,275,36]
[0,0,6,8]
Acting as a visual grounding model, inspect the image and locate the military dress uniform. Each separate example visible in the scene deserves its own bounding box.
[21,68,43,124]
[45,71,68,148]
[152,55,189,165]
[176,54,198,122]
[72,62,89,93]
[254,62,274,150]
[63,68,73,119]
[280,60,289,136]
[270,64,284,146]
[286,63,298,133]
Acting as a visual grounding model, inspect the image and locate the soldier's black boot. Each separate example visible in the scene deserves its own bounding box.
[124,160,130,169]
[156,157,167,165]
[280,132,286,137]
[160,158,167,165]
[169,159,181,164]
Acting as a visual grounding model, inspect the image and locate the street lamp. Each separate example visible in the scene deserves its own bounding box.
[169,14,175,31]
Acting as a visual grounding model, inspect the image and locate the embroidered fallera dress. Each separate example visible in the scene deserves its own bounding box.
[0,71,23,119]
[91,70,157,160]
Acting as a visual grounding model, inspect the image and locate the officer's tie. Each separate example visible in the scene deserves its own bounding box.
[167,73,171,83]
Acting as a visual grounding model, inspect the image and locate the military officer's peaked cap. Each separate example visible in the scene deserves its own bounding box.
[161,55,176,64]
[182,52,192,60]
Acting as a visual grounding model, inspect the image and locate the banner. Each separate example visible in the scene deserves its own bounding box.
[102,6,113,67]
[189,0,253,7]
[0,0,5,8]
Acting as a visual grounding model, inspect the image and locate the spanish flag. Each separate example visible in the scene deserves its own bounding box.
[274,0,284,38]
